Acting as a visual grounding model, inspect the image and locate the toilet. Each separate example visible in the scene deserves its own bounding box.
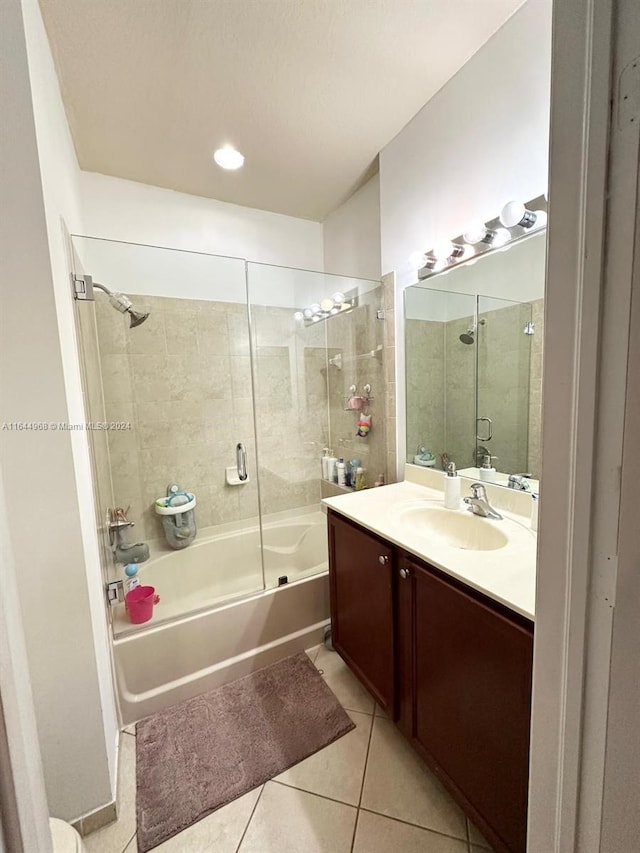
[50,818,86,853]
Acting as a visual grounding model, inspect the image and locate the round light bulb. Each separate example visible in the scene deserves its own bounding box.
[500,200,526,228]
[320,297,334,312]
[294,311,304,321]
[310,303,321,315]
[432,260,447,273]
[312,315,321,322]
[491,228,511,247]
[433,240,454,261]
[303,308,313,319]
[213,146,245,170]
[409,251,427,269]
[330,307,339,315]
[463,221,488,244]
[332,291,345,305]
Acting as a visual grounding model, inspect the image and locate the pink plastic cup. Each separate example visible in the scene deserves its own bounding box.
[125,585,160,624]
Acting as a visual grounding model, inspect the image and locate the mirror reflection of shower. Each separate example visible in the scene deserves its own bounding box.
[459,317,485,345]
[72,273,150,328]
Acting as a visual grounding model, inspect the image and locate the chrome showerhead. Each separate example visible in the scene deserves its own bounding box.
[95,282,150,327]
[459,330,475,345]
[127,308,150,328]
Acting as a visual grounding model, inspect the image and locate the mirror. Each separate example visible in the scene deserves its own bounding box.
[404,231,545,491]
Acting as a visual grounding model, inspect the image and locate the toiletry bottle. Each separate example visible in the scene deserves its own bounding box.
[355,467,366,490]
[444,462,461,509]
[336,458,346,486]
[349,458,361,490]
[326,454,337,483]
[374,473,385,487]
[124,563,140,594]
[321,447,330,480]
[531,493,539,531]
[479,453,497,482]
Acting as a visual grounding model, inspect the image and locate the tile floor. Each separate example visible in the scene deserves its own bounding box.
[84,645,495,852]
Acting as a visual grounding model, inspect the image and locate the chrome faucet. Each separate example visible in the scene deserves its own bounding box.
[463,483,503,520]
[508,473,532,491]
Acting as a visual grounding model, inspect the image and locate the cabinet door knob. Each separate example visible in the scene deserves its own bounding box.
[378,555,389,565]
[399,567,411,579]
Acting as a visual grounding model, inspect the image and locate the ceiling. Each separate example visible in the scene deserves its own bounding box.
[39,0,525,221]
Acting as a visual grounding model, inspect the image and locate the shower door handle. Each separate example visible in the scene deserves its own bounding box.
[236,442,248,481]
[476,417,493,442]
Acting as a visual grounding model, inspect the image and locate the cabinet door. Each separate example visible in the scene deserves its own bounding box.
[413,563,533,853]
[328,512,394,711]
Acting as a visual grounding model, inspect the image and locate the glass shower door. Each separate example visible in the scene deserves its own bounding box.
[72,236,264,628]
[246,263,385,590]
[476,295,533,478]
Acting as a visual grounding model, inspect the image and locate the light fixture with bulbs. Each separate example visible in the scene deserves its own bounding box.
[294,290,357,325]
[412,193,547,280]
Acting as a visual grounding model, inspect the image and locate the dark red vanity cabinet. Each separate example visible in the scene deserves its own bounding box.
[328,510,395,713]
[397,555,533,853]
[328,510,534,853]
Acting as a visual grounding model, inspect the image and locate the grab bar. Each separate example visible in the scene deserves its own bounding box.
[236,442,248,481]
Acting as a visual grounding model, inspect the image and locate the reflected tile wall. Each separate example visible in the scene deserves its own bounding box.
[405,319,445,466]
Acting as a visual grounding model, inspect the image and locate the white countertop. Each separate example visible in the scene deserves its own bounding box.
[322,478,537,621]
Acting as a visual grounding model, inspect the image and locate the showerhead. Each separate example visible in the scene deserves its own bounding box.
[459,330,475,345]
[127,308,151,328]
[94,282,150,328]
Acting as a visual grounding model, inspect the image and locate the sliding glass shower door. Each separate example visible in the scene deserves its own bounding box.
[72,236,265,623]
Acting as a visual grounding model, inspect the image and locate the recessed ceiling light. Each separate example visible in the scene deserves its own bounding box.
[213,146,245,170]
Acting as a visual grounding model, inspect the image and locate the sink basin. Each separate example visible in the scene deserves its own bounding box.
[397,504,509,551]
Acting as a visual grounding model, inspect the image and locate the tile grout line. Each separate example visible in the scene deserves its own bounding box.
[121,829,136,852]
[233,784,265,853]
[350,706,376,853]
[271,779,359,810]
[358,805,470,845]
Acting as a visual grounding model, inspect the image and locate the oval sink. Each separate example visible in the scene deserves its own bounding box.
[398,505,509,551]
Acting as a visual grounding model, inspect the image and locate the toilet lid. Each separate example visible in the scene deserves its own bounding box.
[49,818,85,853]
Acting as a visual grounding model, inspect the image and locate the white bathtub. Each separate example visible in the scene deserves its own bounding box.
[112,509,330,724]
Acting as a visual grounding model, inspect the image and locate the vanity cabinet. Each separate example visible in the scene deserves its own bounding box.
[328,509,533,853]
[328,511,395,713]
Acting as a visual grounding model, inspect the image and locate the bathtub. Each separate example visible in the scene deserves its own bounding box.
[112,509,330,724]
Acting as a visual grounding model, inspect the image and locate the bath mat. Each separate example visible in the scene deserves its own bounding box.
[135,651,354,851]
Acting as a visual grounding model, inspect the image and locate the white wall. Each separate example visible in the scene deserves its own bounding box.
[323,174,381,281]
[379,0,551,289]
[379,0,551,474]
[0,0,118,822]
[79,171,324,271]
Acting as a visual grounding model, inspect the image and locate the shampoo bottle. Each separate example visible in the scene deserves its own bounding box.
[326,455,338,483]
[336,458,346,486]
[444,462,461,510]
[321,448,330,480]
[124,563,140,594]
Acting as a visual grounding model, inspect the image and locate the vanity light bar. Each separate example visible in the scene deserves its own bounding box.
[294,291,358,325]
[415,193,548,280]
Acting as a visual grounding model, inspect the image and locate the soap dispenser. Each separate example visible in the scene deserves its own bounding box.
[444,461,461,510]
[479,453,498,482]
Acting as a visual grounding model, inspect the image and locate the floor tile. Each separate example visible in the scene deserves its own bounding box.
[468,817,494,850]
[314,646,375,714]
[154,786,262,851]
[354,810,469,853]
[238,781,356,853]
[361,718,467,841]
[84,734,136,852]
[305,644,323,664]
[273,710,372,805]
[374,703,388,718]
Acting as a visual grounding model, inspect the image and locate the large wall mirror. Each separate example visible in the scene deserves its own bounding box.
[404,230,545,490]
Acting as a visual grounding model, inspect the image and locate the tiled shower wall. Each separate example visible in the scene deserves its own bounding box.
[325,286,387,489]
[405,300,543,477]
[92,287,388,547]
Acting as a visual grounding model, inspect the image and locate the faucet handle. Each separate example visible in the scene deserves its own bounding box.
[469,482,487,500]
